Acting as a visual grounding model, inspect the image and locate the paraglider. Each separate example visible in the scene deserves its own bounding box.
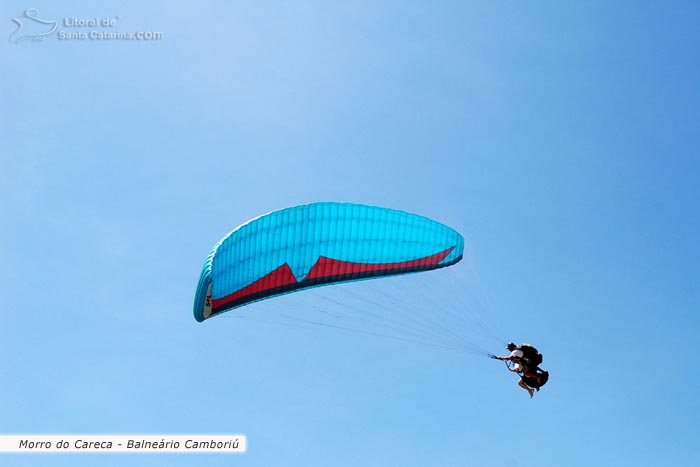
[194,201,550,398]
[492,343,550,398]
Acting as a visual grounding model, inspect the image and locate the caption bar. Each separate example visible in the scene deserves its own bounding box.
[0,435,246,453]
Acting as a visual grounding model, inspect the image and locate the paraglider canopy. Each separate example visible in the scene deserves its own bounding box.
[194,202,464,322]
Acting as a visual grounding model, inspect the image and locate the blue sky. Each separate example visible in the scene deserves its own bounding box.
[2,1,699,466]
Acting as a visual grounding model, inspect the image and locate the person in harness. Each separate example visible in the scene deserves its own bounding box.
[491,343,549,398]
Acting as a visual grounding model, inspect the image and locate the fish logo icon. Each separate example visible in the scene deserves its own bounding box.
[9,8,58,44]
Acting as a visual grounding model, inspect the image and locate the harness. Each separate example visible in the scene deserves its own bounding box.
[506,359,549,389]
